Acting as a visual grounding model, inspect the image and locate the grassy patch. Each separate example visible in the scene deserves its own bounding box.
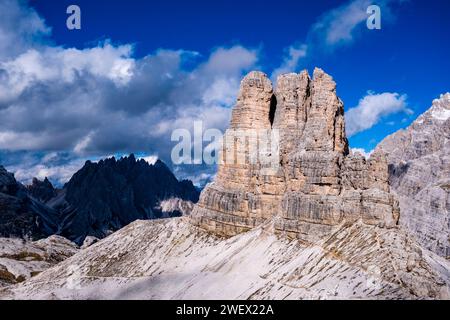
[0,268,16,284]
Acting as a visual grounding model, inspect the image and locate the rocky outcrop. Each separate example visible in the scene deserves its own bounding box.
[2,72,448,301]
[377,93,450,258]
[0,235,78,287]
[157,198,195,218]
[1,155,200,245]
[57,155,200,244]
[81,236,99,249]
[27,178,57,203]
[0,166,59,240]
[192,69,399,242]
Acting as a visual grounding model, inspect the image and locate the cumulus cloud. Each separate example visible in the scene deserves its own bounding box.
[0,1,259,185]
[2,151,89,185]
[0,43,135,107]
[1,151,159,186]
[0,45,257,154]
[0,0,50,60]
[272,44,308,81]
[12,158,88,186]
[311,0,374,47]
[346,91,411,136]
[272,0,399,75]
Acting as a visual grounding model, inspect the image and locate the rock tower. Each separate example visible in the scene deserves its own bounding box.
[192,68,399,243]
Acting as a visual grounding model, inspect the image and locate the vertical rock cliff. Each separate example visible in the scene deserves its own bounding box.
[192,68,399,242]
[377,93,450,258]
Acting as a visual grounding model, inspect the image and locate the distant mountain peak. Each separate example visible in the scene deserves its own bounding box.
[429,92,450,121]
[1,154,200,244]
[377,93,450,258]
[1,167,59,240]
[27,177,57,203]
[59,154,199,243]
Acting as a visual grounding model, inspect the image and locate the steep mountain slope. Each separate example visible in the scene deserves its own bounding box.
[53,155,200,243]
[377,93,450,258]
[1,217,449,300]
[0,166,59,239]
[1,155,200,244]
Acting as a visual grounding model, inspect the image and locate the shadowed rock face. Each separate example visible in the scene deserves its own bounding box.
[27,178,57,203]
[192,68,399,242]
[0,167,59,240]
[377,93,450,258]
[1,155,200,245]
[58,155,200,244]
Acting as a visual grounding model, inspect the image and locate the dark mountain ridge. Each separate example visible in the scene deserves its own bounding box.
[0,166,59,239]
[0,155,200,244]
[27,177,57,203]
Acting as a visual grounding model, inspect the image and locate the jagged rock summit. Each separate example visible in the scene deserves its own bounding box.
[27,177,57,203]
[1,155,200,245]
[0,166,59,240]
[377,93,450,258]
[56,154,200,244]
[192,68,399,242]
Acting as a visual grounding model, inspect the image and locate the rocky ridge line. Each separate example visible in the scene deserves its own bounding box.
[377,93,450,258]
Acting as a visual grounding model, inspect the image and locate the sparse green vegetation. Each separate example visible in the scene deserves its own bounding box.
[0,251,44,262]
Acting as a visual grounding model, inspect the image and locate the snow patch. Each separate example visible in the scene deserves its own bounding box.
[430,108,450,121]
[430,93,450,121]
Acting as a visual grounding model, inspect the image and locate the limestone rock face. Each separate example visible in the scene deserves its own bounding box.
[377,93,450,258]
[192,69,399,242]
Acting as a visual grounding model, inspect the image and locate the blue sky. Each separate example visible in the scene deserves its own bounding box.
[0,0,449,185]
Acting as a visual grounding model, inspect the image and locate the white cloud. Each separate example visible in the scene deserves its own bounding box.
[202,78,239,106]
[0,45,249,156]
[0,43,135,104]
[73,132,95,155]
[272,44,308,80]
[0,1,259,185]
[174,168,215,187]
[271,0,399,75]
[139,155,158,165]
[313,0,372,46]
[350,148,373,159]
[199,46,258,76]
[346,91,410,136]
[200,46,258,106]
[9,156,88,186]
